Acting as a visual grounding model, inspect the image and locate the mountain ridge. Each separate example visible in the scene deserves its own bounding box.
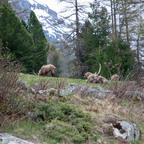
[11,0,65,42]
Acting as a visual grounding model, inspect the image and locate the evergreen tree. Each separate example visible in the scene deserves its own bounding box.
[105,39,134,78]
[28,11,49,72]
[81,1,110,77]
[0,4,36,72]
[21,19,28,30]
[80,0,134,78]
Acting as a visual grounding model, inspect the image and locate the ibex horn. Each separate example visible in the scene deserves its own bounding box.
[95,63,101,76]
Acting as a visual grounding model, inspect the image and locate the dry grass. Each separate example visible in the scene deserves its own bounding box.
[59,80,144,143]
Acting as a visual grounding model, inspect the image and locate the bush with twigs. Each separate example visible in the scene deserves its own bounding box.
[0,43,31,125]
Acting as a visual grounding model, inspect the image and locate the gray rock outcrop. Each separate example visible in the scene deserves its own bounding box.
[16,81,28,90]
[101,115,140,142]
[113,121,140,142]
[59,83,111,99]
[0,133,34,144]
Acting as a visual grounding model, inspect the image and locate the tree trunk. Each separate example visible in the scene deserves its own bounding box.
[110,0,114,36]
[113,0,117,39]
[122,0,130,45]
[137,35,140,64]
[75,0,79,40]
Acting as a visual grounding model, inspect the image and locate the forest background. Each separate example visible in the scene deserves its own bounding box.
[0,0,144,79]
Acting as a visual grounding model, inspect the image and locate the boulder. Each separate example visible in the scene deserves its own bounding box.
[113,120,140,142]
[59,83,111,99]
[30,87,58,96]
[16,81,28,90]
[101,115,140,142]
[0,133,34,144]
[59,83,81,96]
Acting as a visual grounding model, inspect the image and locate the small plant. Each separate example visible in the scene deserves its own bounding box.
[91,135,102,142]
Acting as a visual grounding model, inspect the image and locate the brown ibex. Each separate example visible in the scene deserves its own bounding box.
[85,63,108,84]
[34,64,56,77]
[111,74,119,81]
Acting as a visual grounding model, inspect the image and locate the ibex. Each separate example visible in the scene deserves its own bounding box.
[111,74,119,81]
[34,64,56,77]
[85,64,108,84]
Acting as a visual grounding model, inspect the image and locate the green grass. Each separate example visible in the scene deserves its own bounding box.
[0,120,57,143]
[19,73,105,88]
[0,100,95,144]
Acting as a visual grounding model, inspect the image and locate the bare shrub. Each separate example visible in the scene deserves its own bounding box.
[35,78,67,90]
[104,61,143,103]
[109,80,136,101]
[108,74,144,105]
[104,60,121,78]
[0,45,31,125]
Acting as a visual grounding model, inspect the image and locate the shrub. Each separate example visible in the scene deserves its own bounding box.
[0,43,31,125]
[44,120,85,143]
[34,101,94,143]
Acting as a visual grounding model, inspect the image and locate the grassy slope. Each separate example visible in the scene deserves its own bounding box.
[0,73,144,144]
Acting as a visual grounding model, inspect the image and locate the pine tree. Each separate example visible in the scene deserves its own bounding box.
[81,1,110,77]
[80,0,134,78]
[28,11,49,72]
[105,39,134,77]
[0,4,36,72]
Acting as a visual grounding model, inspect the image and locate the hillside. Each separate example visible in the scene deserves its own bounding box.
[0,72,144,144]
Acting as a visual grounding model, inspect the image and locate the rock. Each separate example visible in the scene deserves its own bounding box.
[59,83,81,96]
[33,83,40,89]
[16,81,28,90]
[59,83,111,99]
[30,87,58,96]
[81,86,111,99]
[30,87,36,94]
[113,121,140,142]
[126,91,144,101]
[37,88,58,96]
[0,133,34,144]
[132,91,144,101]
[101,115,140,142]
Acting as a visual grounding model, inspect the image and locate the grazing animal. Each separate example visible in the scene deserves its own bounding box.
[85,63,108,84]
[111,74,119,81]
[35,64,56,77]
[84,72,93,79]
[87,74,108,84]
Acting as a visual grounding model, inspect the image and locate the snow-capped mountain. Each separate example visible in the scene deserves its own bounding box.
[10,0,93,43]
[11,0,66,42]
